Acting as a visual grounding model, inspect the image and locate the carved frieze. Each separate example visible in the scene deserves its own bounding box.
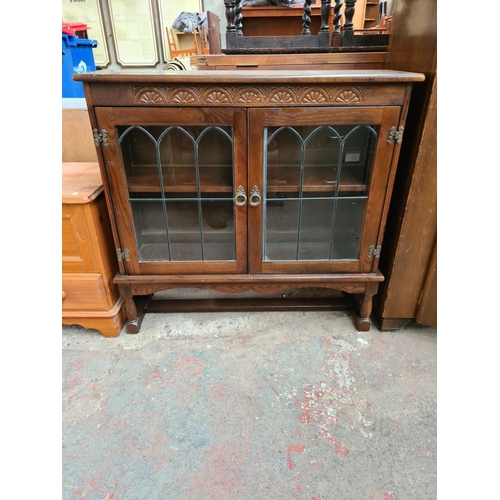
[131,85,366,106]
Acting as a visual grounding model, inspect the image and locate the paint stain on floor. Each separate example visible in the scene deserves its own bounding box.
[63,312,437,500]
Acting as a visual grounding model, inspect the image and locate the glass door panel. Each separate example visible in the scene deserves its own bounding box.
[263,124,378,263]
[118,124,236,264]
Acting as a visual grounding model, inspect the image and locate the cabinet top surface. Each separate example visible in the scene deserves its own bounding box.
[62,162,103,204]
[74,69,425,85]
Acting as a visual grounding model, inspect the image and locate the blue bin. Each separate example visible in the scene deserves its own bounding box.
[62,33,98,98]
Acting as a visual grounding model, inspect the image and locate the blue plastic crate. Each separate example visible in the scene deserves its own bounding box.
[62,34,98,98]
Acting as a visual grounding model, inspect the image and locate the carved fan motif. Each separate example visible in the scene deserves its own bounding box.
[302,90,328,103]
[269,90,294,103]
[205,90,230,103]
[335,89,362,103]
[133,88,167,104]
[236,90,262,103]
[171,90,197,103]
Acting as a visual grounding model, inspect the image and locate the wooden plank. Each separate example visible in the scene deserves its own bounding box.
[415,239,437,327]
[146,297,351,313]
[373,0,437,322]
[207,11,221,54]
[378,74,437,318]
[74,69,425,84]
[114,271,384,285]
[190,52,386,68]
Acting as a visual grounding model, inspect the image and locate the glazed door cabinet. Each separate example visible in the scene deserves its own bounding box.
[247,106,400,275]
[75,69,424,334]
[95,107,248,275]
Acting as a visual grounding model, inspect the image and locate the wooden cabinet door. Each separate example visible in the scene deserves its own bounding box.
[95,107,247,275]
[248,106,401,274]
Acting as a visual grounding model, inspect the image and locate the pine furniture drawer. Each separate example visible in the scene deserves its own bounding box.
[62,273,110,312]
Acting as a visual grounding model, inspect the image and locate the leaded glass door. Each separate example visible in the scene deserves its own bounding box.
[248,107,401,274]
[95,107,247,275]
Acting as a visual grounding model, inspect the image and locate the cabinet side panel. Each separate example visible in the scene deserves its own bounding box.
[415,239,437,327]
[380,82,436,317]
[375,0,437,321]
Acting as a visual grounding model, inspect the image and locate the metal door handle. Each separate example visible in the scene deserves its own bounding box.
[249,186,262,207]
[234,185,247,206]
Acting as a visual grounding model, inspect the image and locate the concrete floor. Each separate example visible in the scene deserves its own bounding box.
[62,308,437,500]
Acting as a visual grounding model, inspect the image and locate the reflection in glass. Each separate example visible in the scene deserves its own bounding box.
[118,125,235,263]
[263,124,378,261]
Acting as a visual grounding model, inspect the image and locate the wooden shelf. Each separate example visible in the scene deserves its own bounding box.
[125,165,367,194]
[126,166,233,193]
[267,166,367,193]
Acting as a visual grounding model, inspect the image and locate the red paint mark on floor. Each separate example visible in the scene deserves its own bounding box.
[177,356,204,377]
[210,382,227,400]
[384,492,394,500]
[296,428,303,439]
[309,461,324,468]
[287,445,306,470]
[296,483,303,492]
[318,429,350,457]
[298,408,313,425]
[333,439,350,457]
[311,497,321,500]
[188,441,253,500]
[75,466,116,499]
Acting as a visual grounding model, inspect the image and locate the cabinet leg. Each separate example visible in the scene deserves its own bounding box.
[356,293,373,332]
[118,284,149,334]
[350,282,379,332]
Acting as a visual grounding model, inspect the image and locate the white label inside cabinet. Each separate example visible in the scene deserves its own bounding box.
[345,152,361,162]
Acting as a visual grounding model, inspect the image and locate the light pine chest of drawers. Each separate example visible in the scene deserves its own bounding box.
[62,162,125,337]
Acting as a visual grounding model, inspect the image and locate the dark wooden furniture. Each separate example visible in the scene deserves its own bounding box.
[74,69,424,333]
[239,5,333,37]
[62,162,126,337]
[372,0,437,329]
[223,0,389,53]
[223,0,333,53]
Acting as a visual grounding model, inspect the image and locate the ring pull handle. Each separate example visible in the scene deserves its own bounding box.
[249,186,262,207]
[234,185,247,206]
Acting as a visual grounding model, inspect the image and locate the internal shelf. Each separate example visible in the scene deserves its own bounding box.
[126,165,233,193]
[125,165,368,194]
[267,166,367,193]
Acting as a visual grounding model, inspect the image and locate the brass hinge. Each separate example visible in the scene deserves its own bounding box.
[116,248,130,262]
[93,128,109,147]
[367,244,382,259]
[387,125,404,145]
